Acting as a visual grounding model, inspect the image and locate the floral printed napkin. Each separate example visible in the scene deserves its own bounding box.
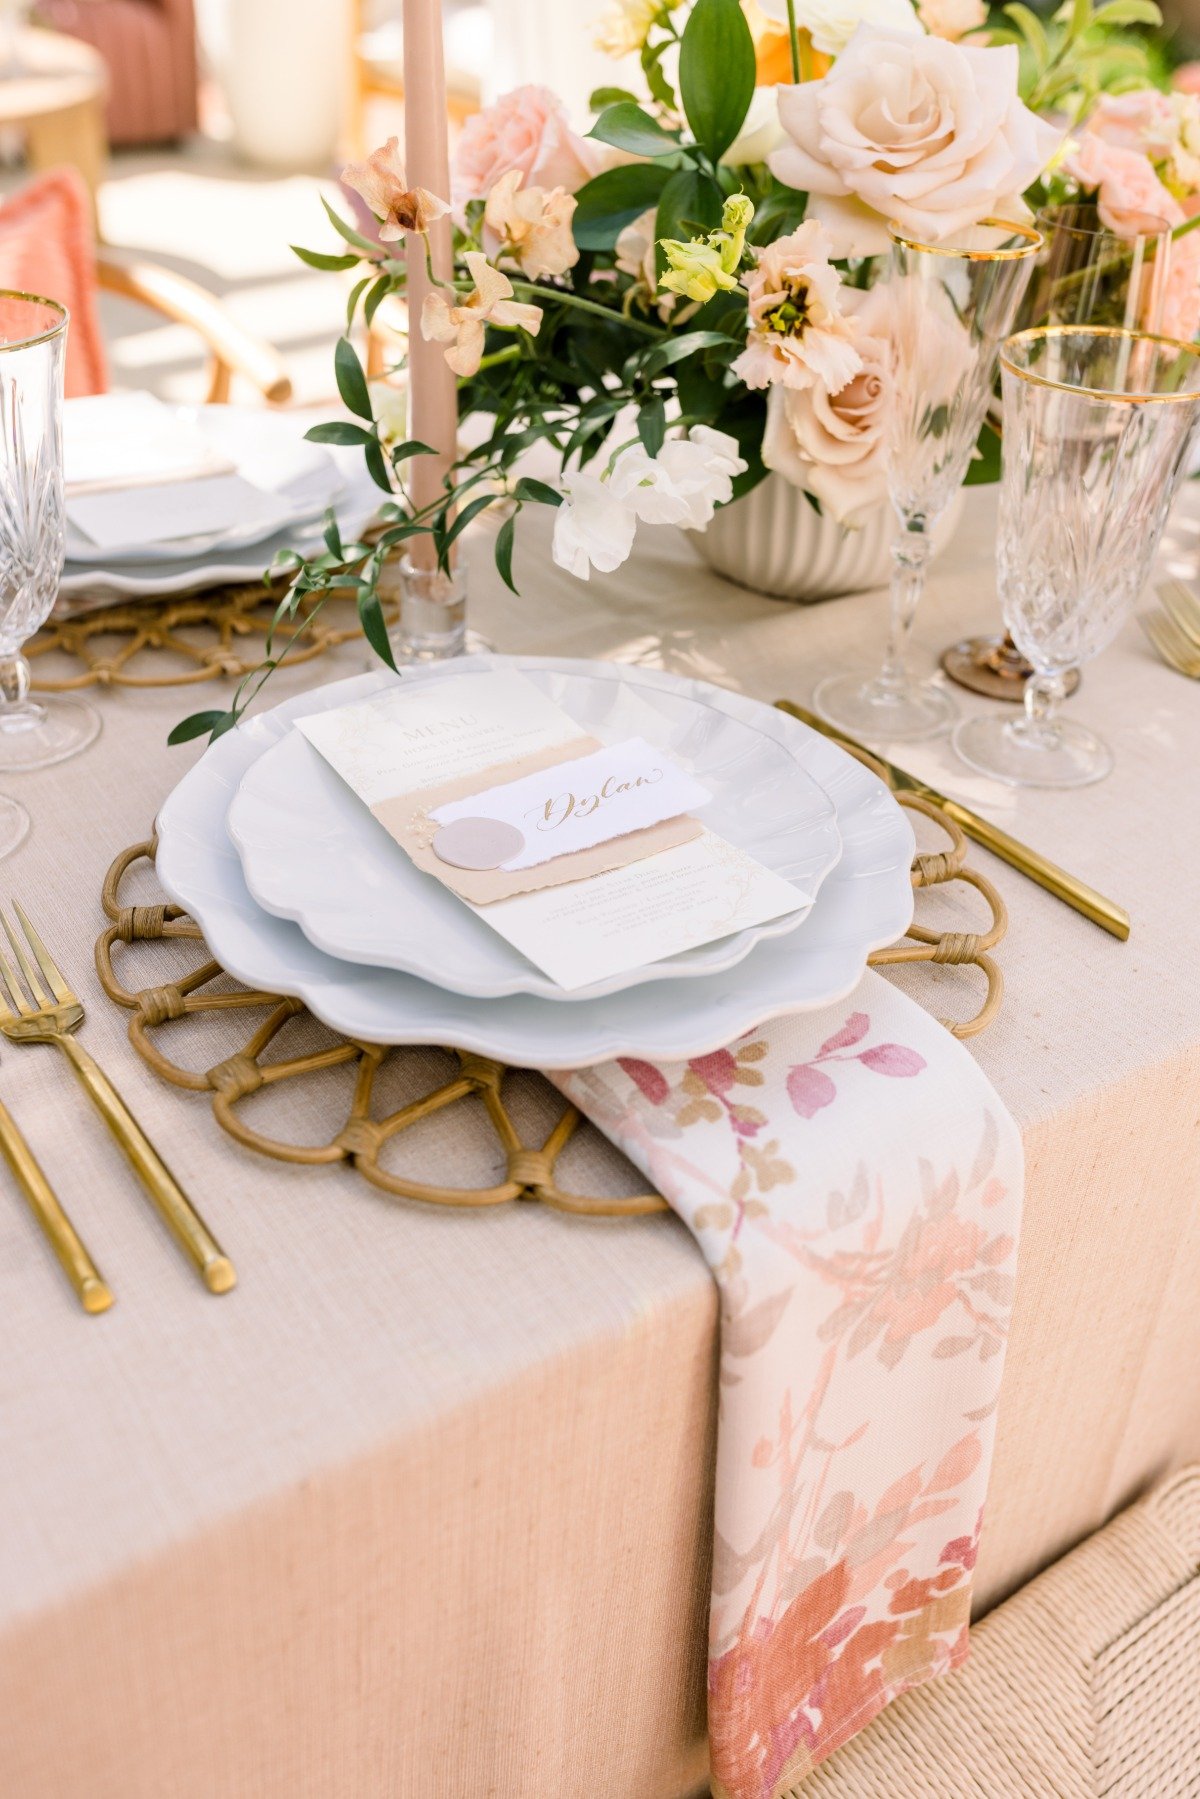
[552,969,1022,1798]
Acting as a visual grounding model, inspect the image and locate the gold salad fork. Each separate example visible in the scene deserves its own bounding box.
[0,1069,112,1313]
[0,903,235,1294]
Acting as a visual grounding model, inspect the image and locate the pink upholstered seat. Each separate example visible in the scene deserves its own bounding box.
[36,0,198,147]
[0,168,107,396]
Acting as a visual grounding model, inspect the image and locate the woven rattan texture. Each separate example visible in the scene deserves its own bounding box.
[94,793,1006,1216]
[29,587,389,692]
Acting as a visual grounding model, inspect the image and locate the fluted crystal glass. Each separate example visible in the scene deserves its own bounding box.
[954,326,1200,787]
[814,219,1041,742]
[943,203,1173,700]
[0,292,98,790]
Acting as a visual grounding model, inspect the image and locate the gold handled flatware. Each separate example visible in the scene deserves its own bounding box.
[1141,608,1200,679]
[1157,578,1200,648]
[0,1081,112,1313]
[776,701,1131,942]
[0,902,235,1294]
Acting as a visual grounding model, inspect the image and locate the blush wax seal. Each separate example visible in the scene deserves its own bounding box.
[432,816,526,871]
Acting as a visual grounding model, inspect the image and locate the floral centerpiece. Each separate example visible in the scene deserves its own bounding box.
[175,0,1182,744]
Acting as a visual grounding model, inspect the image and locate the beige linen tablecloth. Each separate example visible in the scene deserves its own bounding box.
[2,486,1198,1798]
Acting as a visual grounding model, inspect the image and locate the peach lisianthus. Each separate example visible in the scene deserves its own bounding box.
[483,171,579,279]
[1162,202,1200,341]
[451,85,603,210]
[421,252,543,378]
[732,220,862,392]
[341,138,448,243]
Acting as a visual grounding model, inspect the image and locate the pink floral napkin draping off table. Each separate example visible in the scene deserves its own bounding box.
[555,968,1022,1798]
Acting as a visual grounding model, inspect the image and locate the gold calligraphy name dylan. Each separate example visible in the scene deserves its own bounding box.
[529,766,664,831]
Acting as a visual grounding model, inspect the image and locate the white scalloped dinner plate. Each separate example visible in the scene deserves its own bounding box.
[155,668,915,1068]
[59,407,381,600]
[226,656,844,1001]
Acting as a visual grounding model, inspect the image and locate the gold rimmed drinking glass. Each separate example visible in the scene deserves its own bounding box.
[953,326,1200,788]
[0,292,98,797]
[814,219,1041,743]
[943,202,1175,700]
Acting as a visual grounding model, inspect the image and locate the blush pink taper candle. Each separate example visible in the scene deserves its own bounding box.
[403,0,457,570]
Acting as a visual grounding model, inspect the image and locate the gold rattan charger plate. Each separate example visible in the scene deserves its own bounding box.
[30,585,387,691]
[95,774,1006,1220]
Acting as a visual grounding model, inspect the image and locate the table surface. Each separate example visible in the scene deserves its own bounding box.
[2,481,1199,1798]
[0,27,105,123]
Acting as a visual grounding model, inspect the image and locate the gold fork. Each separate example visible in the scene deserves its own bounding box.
[1140,609,1200,679]
[0,1072,113,1313]
[0,903,235,1294]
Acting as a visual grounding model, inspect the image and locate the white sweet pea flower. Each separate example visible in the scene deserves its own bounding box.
[755,0,921,58]
[551,470,638,580]
[725,87,787,167]
[611,426,748,529]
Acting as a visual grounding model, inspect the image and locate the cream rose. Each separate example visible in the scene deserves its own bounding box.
[761,286,893,524]
[769,26,1061,256]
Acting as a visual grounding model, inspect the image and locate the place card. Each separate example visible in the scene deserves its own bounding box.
[298,670,810,991]
[430,737,713,871]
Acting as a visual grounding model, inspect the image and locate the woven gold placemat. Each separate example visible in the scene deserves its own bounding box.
[94,795,1005,1217]
[30,585,388,692]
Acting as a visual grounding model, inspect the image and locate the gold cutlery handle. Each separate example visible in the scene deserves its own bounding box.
[0,1097,113,1313]
[57,1036,236,1294]
[936,798,1131,941]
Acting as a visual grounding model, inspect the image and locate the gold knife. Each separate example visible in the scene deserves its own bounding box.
[776,701,1131,942]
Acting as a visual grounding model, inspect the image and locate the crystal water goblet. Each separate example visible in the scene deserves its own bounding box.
[0,291,98,791]
[943,203,1175,698]
[814,219,1041,742]
[953,326,1200,788]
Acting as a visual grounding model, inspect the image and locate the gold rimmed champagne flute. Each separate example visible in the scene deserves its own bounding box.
[945,201,1174,700]
[814,219,1041,743]
[953,325,1200,787]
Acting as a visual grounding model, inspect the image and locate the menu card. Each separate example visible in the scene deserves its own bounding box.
[298,671,810,991]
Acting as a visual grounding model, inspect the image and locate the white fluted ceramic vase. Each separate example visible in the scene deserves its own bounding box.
[694,475,967,603]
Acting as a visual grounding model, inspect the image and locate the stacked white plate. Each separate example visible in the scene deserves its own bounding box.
[155,655,916,1067]
[61,404,383,603]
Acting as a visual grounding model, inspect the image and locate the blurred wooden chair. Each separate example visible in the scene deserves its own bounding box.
[96,251,292,404]
[0,167,291,404]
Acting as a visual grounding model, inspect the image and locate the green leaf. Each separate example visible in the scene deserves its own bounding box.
[589,85,640,110]
[438,492,497,564]
[323,510,344,558]
[678,0,756,162]
[494,512,518,593]
[588,102,682,158]
[1070,0,1091,38]
[321,194,384,256]
[304,420,375,446]
[513,476,563,507]
[335,335,373,421]
[388,438,438,462]
[1092,0,1161,22]
[363,437,393,493]
[1003,2,1048,60]
[640,327,736,380]
[637,395,667,458]
[358,589,398,671]
[292,245,360,272]
[345,275,372,330]
[168,709,234,746]
[572,163,674,250]
[364,273,392,328]
[654,167,724,276]
[965,419,1003,486]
